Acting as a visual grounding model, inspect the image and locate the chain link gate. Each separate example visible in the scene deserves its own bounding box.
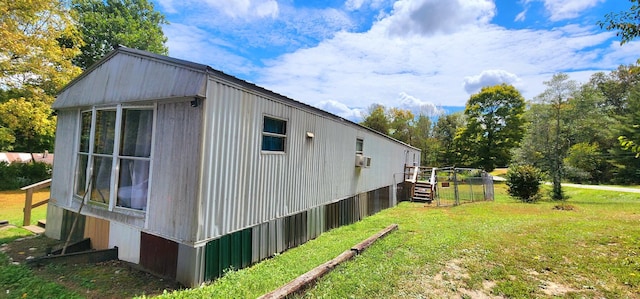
[403,166,494,207]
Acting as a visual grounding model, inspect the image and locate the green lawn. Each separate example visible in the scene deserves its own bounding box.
[2,185,640,298]
[153,184,640,298]
[0,189,49,226]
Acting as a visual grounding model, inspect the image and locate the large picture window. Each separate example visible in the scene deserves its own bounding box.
[75,106,154,212]
[262,116,287,152]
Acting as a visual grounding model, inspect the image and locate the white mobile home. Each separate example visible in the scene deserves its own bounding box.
[46,47,420,286]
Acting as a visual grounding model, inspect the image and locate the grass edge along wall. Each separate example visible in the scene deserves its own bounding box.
[44,47,420,287]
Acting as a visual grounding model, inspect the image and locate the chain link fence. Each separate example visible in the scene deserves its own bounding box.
[402,166,494,207]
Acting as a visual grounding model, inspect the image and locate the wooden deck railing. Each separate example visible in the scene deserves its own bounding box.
[21,178,52,226]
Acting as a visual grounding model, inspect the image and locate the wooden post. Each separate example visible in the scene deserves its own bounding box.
[21,178,52,227]
[23,189,33,226]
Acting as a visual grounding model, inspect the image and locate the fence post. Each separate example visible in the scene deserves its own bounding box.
[453,169,459,206]
[23,189,33,226]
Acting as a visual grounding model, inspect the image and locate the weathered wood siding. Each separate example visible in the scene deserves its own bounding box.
[84,216,110,250]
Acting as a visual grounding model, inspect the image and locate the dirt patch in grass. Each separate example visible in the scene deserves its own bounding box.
[1,232,183,298]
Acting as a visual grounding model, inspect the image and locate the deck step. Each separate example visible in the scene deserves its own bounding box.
[413,182,433,201]
[24,225,45,234]
[37,219,46,228]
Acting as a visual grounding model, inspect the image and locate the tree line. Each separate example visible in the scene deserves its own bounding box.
[360,66,640,186]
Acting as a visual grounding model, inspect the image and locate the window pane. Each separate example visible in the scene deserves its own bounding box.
[356,139,364,153]
[90,156,112,204]
[94,110,116,154]
[262,135,285,151]
[79,111,92,153]
[75,154,88,196]
[120,109,153,157]
[117,159,150,210]
[263,117,286,134]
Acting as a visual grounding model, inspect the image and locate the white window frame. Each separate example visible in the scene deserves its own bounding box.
[73,104,156,215]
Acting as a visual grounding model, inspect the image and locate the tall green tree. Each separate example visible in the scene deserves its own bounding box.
[389,108,415,144]
[535,73,577,199]
[412,115,434,165]
[432,113,465,167]
[612,86,640,183]
[599,3,640,160]
[454,84,526,172]
[0,0,82,151]
[72,0,169,69]
[361,104,390,135]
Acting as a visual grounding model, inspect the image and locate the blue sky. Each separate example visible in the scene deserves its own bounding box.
[155,0,639,121]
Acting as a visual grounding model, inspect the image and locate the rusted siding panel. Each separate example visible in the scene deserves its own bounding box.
[147,101,202,243]
[54,53,207,109]
[109,222,140,264]
[140,232,178,279]
[84,215,110,250]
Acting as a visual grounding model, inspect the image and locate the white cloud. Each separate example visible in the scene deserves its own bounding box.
[199,0,279,19]
[345,0,366,11]
[163,23,257,75]
[314,100,365,121]
[463,70,521,94]
[156,0,178,14]
[541,0,605,21]
[396,92,445,116]
[256,14,634,107]
[160,0,640,112]
[345,0,390,11]
[386,0,495,36]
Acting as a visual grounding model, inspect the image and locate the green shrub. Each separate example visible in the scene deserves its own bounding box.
[0,161,51,190]
[505,165,543,202]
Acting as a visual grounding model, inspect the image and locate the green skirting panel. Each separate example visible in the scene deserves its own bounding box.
[204,227,252,280]
[203,185,394,282]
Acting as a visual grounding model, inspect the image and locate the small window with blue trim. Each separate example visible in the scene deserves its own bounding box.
[262,116,287,152]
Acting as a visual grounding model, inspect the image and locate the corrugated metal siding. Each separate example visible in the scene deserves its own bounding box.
[54,53,207,109]
[147,101,202,243]
[202,185,395,283]
[140,232,179,279]
[197,79,420,242]
[84,215,110,250]
[109,222,141,264]
[204,228,252,280]
[306,205,324,240]
[176,244,204,287]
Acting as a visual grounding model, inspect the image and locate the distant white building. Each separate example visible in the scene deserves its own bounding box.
[0,152,53,164]
[46,46,420,286]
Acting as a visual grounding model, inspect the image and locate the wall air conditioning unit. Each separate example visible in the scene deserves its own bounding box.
[355,154,372,168]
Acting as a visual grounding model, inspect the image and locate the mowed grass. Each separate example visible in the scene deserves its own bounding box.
[154,184,640,298]
[0,189,49,226]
